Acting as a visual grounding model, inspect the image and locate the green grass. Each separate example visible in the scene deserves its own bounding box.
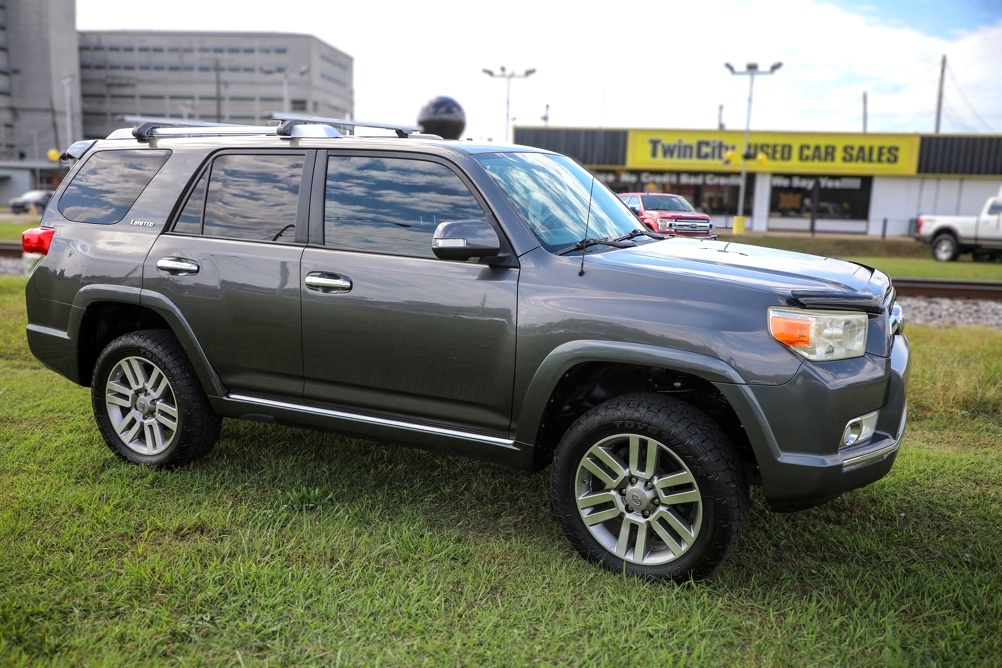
[847,257,1002,280]
[2,275,1002,666]
[718,233,1002,279]
[718,232,930,259]
[0,220,36,242]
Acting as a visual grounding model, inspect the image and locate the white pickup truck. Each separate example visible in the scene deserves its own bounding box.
[916,193,1002,261]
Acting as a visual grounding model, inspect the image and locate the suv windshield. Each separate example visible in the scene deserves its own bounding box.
[641,195,695,212]
[477,152,639,253]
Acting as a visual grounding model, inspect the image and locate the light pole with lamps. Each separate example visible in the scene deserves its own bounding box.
[482,66,536,143]
[724,61,781,233]
[61,75,74,147]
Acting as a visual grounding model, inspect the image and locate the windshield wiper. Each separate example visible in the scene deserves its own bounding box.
[555,236,635,256]
[614,228,665,242]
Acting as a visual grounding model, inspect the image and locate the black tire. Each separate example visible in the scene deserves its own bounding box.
[932,233,960,262]
[550,393,748,582]
[91,329,221,468]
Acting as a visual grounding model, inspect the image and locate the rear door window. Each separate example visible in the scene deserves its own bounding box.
[171,152,306,243]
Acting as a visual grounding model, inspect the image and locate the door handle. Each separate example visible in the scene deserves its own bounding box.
[305,272,352,293]
[156,257,200,275]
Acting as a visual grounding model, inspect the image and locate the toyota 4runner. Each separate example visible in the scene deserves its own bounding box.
[23,116,910,582]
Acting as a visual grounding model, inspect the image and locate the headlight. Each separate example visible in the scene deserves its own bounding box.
[768,307,868,361]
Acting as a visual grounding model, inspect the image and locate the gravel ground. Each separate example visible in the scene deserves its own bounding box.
[897,296,1002,329]
[3,256,1001,329]
[1,257,26,276]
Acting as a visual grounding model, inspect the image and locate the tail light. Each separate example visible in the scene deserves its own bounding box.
[22,227,55,255]
[916,217,924,234]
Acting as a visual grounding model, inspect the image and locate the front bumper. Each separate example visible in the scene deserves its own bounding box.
[720,332,910,511]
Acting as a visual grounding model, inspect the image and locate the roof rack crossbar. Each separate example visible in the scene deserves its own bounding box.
[271,112,423,138]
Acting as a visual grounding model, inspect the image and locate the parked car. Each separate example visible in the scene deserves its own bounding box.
[618,192,716,238]
[22,117,909,582]
[9,189,54,214]
[915,191,1002,261]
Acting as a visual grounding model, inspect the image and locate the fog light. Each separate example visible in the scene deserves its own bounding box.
[842,410,879,448]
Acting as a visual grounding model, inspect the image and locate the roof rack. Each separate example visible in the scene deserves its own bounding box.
[113,114,440,142]
[270,113,440,139]
[119,115,342,141]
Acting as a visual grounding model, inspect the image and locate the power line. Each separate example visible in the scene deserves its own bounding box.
[945,63,996,133]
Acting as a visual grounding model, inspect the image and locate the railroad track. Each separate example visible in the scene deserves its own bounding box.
[0,240,22,258]
[3,240,1002,300]
[892,278,1002,301]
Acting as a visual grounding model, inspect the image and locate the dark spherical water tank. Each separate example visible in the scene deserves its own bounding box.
[417,96,466,139]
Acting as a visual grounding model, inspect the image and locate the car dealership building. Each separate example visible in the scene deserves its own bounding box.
[515,127,1002,237]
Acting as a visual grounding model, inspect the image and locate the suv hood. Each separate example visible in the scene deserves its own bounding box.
[599,237,889,306]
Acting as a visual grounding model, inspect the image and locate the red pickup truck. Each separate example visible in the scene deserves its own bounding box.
[618,192,716,238]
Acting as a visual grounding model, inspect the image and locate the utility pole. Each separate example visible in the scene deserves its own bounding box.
[215,59,222,123]
[862,91,867,133]
[718,103,724,130]
[935,54,946,134]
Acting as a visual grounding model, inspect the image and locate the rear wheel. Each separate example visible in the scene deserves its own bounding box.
[92,330,221,468]
[550,393,748,582]
[932,234,960,261]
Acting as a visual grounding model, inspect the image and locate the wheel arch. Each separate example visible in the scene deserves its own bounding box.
[72,286,224,398]
[515,341,763,476]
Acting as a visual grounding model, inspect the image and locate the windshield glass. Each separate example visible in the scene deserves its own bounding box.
[476,152,639,253]
[642,195,694,212]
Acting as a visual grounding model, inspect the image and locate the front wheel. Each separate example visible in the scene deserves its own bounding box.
[550,393,748,582]
[91,329,221,468]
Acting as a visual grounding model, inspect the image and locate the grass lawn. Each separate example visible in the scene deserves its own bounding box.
[1,274,1001,666]
[0,220,38,242]
[847,257,1002,281]
[717,233,1002,279]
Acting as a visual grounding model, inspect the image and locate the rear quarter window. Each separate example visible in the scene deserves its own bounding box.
[57,149,171,224]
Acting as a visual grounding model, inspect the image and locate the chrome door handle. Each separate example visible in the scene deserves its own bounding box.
[305,272,352,292]
[156,257,200,275]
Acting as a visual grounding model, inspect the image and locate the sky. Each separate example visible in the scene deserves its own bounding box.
[75,0,1002,142]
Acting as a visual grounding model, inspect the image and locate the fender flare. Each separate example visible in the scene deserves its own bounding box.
[513,340,745,446]
[513,339,786,483]
[69,284,225,398]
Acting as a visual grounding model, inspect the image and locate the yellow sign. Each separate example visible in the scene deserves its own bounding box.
[626,130,920,176]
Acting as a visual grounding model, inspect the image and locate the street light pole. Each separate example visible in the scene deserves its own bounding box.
[61,75,74,147]
[482,66,536,143]
[265,65,308,114]
[724,61,781,233]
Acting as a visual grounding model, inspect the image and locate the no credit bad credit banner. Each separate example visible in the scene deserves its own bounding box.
[626,130,920,176]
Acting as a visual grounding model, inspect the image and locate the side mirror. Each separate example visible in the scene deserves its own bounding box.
[432,220,501,261]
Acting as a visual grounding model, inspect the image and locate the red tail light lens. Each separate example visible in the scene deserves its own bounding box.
[22,227,55,255]
[916,217,924,234]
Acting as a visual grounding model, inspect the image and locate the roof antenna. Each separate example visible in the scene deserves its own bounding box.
[578,176,596,277]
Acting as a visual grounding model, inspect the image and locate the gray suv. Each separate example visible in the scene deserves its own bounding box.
[23,117,910,582]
